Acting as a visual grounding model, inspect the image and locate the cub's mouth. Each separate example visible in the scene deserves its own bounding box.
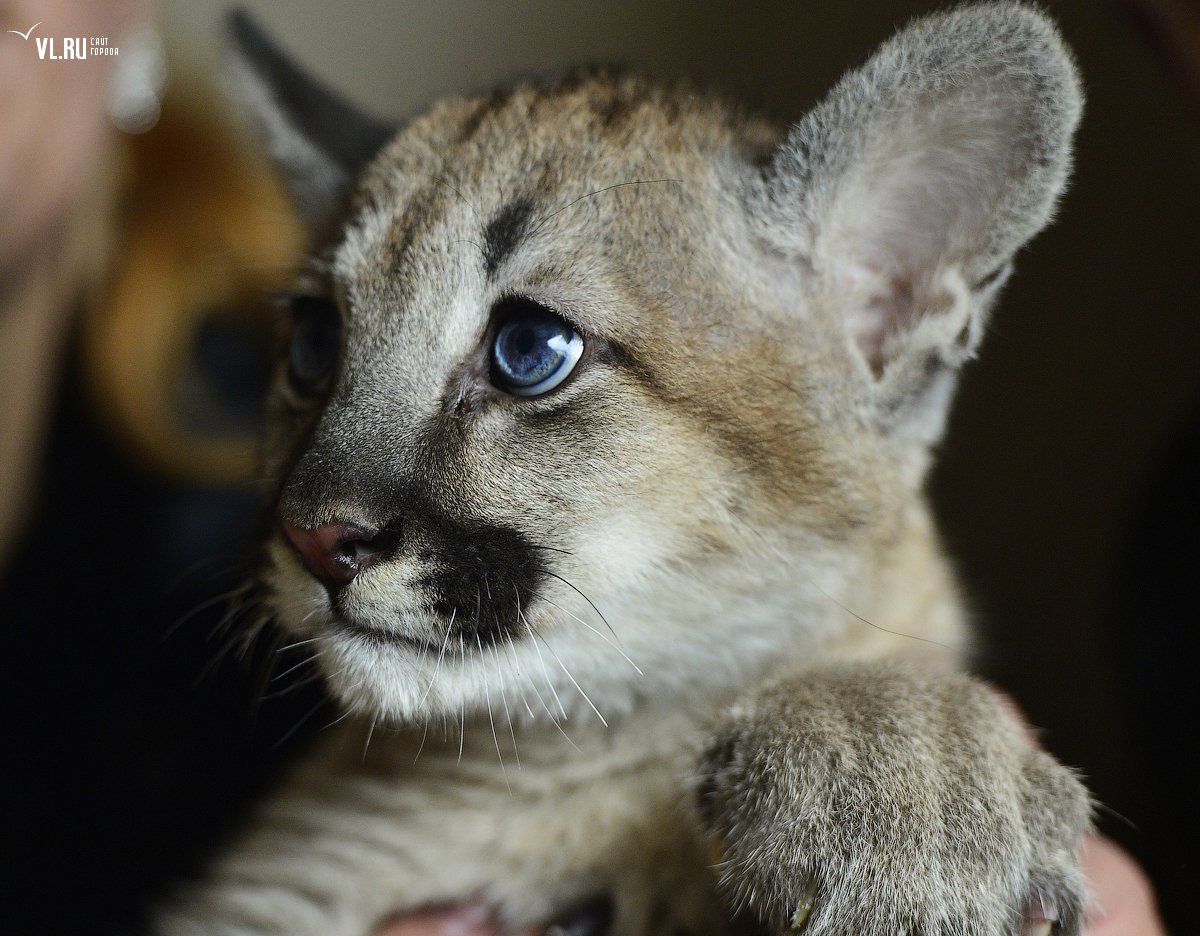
[329,618,443,655]
[276,509,549,651]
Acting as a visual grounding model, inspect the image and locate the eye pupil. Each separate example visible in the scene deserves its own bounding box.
[490,302,584,397]
[514,329,536,356]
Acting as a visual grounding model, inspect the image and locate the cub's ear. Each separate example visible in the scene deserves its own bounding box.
[757,3,1082,439]
[224,9,396,236]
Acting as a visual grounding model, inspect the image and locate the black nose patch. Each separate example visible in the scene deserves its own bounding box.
[403,508,547,646]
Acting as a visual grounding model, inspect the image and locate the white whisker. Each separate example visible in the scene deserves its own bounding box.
[321,707,355,732]
[523,609,569,721]
[530,625,608,728]
[277,636,322,651]
[458,636,466,763]
[540,593,643,676]
[414,714,430,764]
[518,610,579,751]
[489,642,520,769]
[362,715,377,762]
[418,608,455,708]
[479,635,510,792]
[506,633,543,722]
[271,653,318,683]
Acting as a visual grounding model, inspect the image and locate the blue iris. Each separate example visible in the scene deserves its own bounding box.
[491,307,584,396]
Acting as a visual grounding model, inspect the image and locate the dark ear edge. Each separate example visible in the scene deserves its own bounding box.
[224,9,396,234]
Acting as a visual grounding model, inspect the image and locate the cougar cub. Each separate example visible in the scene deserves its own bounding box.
[157,5,1091,935]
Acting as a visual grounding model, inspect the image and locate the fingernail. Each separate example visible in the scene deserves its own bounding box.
[1023,897,1058,936]
[790,884,817,932]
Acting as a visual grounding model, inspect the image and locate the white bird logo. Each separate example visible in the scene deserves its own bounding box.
[7,22,41,40]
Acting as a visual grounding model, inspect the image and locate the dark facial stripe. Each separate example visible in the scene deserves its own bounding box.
[482,198,537,278]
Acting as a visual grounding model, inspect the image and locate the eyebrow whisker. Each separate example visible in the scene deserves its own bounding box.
[529,179,682,238]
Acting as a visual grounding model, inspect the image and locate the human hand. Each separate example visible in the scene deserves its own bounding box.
[987,689,1167,936]
[367,842,1165,936]
[0,0,151,260]
[1076,833,1166,936]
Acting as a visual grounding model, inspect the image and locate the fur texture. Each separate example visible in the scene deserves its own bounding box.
[156,5,1090,935]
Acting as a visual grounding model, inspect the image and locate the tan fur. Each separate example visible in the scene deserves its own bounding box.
[157,6,1090,935]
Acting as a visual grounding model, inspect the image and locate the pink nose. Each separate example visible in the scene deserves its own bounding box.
[281,519,393,591]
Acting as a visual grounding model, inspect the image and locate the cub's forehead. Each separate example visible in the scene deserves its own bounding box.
[331,75,777,294]
[364,74,770,199]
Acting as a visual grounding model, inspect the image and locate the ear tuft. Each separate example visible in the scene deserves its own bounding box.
[224,9,396,236]
[757,3,1081,405]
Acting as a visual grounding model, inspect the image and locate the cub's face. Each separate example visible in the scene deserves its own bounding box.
[261,81,862,723]
[237,8,1081,726]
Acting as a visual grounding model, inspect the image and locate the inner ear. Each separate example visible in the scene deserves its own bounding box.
[818,119,1035,381]
[845,272,916,380]
[843,262,974,381]
[759,4,1082,386]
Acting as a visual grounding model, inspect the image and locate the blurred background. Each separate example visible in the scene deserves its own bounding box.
[2,0,1197,932]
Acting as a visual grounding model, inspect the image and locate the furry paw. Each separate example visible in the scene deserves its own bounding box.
[695,664,1092,936]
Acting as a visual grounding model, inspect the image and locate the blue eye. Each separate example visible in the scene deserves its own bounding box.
[491,306,584,396]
